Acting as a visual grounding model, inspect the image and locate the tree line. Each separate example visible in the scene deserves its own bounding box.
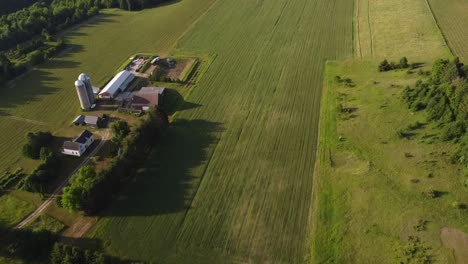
[0,0,171,84]
[403,58,468,166]
[60,108,168,213]
[0,0,40,17]
[0,227,109,263]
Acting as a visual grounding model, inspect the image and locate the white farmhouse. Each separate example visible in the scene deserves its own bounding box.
[62,130,94,157]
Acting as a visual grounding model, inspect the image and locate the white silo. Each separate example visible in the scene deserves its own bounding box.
[78,73,95,105]
[75,80,91,110]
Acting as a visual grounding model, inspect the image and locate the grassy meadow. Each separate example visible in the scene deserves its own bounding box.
[0,0,216,174]
[311,60,468,263]
[428,0,468,61]
[0,194,35,227]
[355,0,450,60]
[91,0,354,262]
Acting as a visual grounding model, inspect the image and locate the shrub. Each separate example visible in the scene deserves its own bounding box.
[441,121,465,141]
[27,50,45,65]
[399,57,409,68]
[22,131,53,159]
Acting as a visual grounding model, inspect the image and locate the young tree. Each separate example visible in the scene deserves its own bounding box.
[111,120,130,145]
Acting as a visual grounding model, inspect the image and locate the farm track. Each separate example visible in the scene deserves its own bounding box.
[15,130,109,229]
[93,0,354,262]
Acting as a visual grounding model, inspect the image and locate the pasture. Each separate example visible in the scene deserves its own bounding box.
[355,0,450,60]
[311,60,468,263]
[0,0,216,174]
[428,0,468,61]
[91,0,353,262]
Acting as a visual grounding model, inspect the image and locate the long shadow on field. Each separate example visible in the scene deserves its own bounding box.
[99,119,223,217]
[0,43,85,112]
[0,226,137,263]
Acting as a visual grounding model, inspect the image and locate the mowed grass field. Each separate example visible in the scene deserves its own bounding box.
[0,0,216,174]
[91,0,353,262]
[428,0,468,61]
[355,0,451,60]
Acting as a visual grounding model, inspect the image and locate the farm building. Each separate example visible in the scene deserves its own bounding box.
[62,130,94,157]
[72,115,102,128]
[130,87,166,111]
[99,70,135,99]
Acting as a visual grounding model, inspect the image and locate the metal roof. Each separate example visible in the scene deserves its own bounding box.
[63,141,81,151]
[74,130,93,144]
[99,70,135,97]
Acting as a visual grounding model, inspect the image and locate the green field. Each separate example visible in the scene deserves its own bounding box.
[311,60,468,263]
[90,0,353,262]
[0,0,216,174]
[356,0,450,60]
[428,0,468,61]
[0,194,34,228]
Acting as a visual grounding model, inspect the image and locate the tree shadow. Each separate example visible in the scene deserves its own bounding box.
[98,119,223,217]
[0,226,138,263]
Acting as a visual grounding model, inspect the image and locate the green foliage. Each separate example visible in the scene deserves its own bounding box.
[60,165,98,211]
[0,228,57,262]
[50,242,108,264]
[110,120,130,146]
[61,109,168,213]
[396,236,432,264]
[22,131,53,159]
[403,58,468,157]
[379,57,411,72]
[17,152,60,192]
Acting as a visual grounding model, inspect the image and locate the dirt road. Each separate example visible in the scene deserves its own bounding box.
[15,129,110,229]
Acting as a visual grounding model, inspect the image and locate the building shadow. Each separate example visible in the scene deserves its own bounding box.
[98,118,223,217]
[161,88,202,115]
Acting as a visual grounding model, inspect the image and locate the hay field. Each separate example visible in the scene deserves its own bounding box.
[428,0,468,61]
[91,0,353,262]
[0,0,216,173]
[355,0,451,60]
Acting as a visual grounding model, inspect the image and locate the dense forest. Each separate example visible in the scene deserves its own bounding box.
[403,58,468,166]
[0,0,40,16]
[0,0,170,84]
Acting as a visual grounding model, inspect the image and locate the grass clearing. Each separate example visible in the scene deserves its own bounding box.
[356,0,450,60]
[0,194,35,228]
[428,0,468,61]
[311,60,468,263]
[25,214,66,233]
[90,0,354,262]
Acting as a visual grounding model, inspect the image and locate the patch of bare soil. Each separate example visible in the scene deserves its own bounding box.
[62,216,97,239]
[440,227,468,264]
[167,58,195,80]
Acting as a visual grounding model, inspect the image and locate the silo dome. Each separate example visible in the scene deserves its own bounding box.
[75,80,85,86]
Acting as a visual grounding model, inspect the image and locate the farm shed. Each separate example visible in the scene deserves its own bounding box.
[72,115,102,128]
[98,70,135,99]
[130,87,166,111]
[62,130,94,157]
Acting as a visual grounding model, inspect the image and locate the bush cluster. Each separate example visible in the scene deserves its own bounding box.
[402,58,468,162]
[22,131,53,159]
[50,243,107,264]
[17,151,60,193]
[378,57,410,72]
